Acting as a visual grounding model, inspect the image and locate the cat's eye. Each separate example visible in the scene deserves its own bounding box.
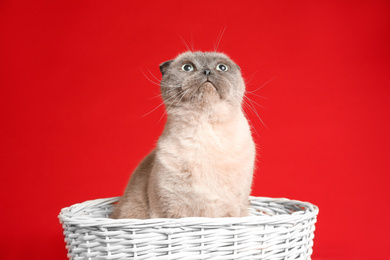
[216,63,229,72]
[182,64,194,72]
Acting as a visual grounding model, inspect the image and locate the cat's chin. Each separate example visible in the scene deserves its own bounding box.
[200,81,217,92]
[198,81,221,102]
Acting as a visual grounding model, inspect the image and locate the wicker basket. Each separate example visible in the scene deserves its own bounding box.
[59,196,318,260]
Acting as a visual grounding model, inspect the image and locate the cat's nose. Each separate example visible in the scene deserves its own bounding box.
[203,69,211,76]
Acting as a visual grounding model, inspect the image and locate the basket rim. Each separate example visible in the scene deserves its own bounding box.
[58,196,319,228]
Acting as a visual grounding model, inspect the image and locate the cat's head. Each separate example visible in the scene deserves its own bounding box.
[159,51,245,116]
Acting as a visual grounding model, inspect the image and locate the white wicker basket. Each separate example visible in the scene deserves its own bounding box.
[59,196,318,260]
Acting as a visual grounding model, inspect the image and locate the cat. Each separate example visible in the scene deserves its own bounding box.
[110,51,256,219]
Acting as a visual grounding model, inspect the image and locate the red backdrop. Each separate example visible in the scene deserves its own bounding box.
[1,1,389,259]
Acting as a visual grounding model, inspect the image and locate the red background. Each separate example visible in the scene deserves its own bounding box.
[1,1,389,259]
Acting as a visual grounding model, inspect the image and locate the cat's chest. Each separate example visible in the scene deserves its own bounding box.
[156,118,255,200]
[161,121,250,169]
[179,122,235,156]
[158,114,254,173]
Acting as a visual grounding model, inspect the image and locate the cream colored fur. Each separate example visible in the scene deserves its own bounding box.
[110,52,255,219]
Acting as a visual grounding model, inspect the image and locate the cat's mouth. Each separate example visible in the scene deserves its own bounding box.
[198,80,222,100]
[200,80,217,91]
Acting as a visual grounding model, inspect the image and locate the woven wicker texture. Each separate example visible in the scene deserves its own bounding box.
[59,197,318,260]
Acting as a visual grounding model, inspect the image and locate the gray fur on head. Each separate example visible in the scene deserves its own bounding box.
[159,60,174,75]
[159,51,245,115]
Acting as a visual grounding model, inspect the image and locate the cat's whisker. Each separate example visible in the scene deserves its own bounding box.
[140,68,162,87]
[190,34,195,52]
[228,91,266,130]
[244,71,258,86]
[141,69,180,89]
[141,69,178,88]
[214,26,227,52]
[176,89,190,107]
[158,89,189,124]
[146,68,162,83]
[242,98,268,129]
[141,90,183,118]
[158,90,184,123]
[244,108,260,138]
[246,76,277,94]
[228,92,259,137]
[246,91,269,100]
[148,92,162,100]
[149,87,180,100]
[178,34,193,52]
[244,95,268,110]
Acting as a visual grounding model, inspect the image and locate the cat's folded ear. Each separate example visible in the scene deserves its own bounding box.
[159,60,174,75]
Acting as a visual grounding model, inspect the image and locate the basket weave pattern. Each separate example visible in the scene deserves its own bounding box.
[59,196,318,260]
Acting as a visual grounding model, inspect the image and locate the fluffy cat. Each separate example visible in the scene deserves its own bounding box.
[110,51,256,219]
